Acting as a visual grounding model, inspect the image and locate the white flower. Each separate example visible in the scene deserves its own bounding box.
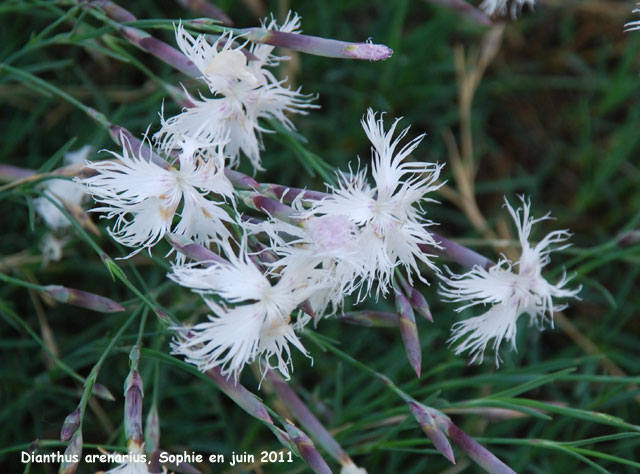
[250,11,303,71]
[101,446,151,474]
[99,443,150,474]
[35,146,93,231]
[310,109,443,296]
[102,459,149,474]
[62,144,94,165]
[169,247,312,380]
[479,0,535,18]
[40,233,69,265]
[625,5,640,32]
[155,17,316,171]
[35,146,93,264]
[35,178,86,231]
[249,212,363,317]
[177,29,259,95]
[340,462,368,474]
[79,135,234,256]
[440,196,581,365]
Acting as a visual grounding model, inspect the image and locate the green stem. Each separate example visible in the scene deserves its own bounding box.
[0,63,110,129]
[304,331,413,403]
[77,307,145,428]
[35,191,179,326]
[0,301,84,384]
[0,272,45,292]
[0,440,135,457]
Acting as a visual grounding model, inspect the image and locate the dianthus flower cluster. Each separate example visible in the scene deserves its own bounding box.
[78,10,578,382]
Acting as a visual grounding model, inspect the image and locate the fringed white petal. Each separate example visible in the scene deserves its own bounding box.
[480,0,535,18]
[441,196,580,364]
[448,301,520,366]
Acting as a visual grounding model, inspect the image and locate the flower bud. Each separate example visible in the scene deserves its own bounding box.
[44,285,125,313]
[408,402,455,464]
[445,421,515,473]
[92,383,116,402]
[166,233,227,265]
[206,367,273,424]
[396,273,433,322]
[240,28,393,61]
[145,405,160,455]
[339,310,398,327]
[119,26,200,78]
[58,431,82,474]
[224,168,258,189]
[60,407,81,442]
[617,230,640,248]
[284,422,332,474]
[244,193,296,222]
[124,369,144,446]
[124,347,144,446]
[395,287,421,377]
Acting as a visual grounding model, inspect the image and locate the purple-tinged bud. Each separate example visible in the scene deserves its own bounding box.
[423,231,494,270]
[206,367,273,424]
[617,230,640,248]
[299,300,317,320]
[251,239,279,265]
[92,383,116,402]
[124,345,144,446]
[28,439,38,456]
[413,299,433,322]
[118,26,200,78]
[260,183,329,203]
[124,368,144,446]
[0,164,36,181]
[154,308,173,326]
[395,287,421,378]
[239,28,393,61]
[396,273,433,322]
[408,402,455,464]
[445,421,516,474]
[245,193,296,222]
[110,126,170,170]
[160,453,202,474]
[207,35,260,61]
[44,285,125,313]
[60,407,81,442]
[247,251,267,272]
[284,422,333,474]
[274,426,292,450]
[176,0,234,26]
[58,431,82,474]
[344,42,393,61]
[265,370,349,464]
[85,0,137,22]
[145,405,160,455]
[166,233,227,265]
[339,310,399,327]
[224,168,258,189]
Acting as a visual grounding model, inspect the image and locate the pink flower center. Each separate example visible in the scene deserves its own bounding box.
[307,215,354,252]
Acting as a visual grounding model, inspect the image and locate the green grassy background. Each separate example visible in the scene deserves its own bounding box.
[1,0,639,473]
